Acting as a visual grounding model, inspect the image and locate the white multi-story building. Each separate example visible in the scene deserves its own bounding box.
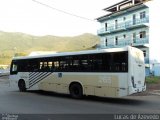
[96,0,160,76]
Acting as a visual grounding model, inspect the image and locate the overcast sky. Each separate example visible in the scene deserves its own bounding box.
[0,0,120,36]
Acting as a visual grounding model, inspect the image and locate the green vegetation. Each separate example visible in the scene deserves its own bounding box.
[146,76,160,84]
[0,31,100,65]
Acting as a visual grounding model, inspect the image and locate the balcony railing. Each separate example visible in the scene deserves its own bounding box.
[125,16,149,28]
[104,37,149,48]
[97,17,149,35]
[133,37,149,46]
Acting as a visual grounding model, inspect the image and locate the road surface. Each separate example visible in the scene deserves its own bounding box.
[0,75,159,119]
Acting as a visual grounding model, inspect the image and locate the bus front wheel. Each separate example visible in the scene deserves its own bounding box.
[69,83,83,99]
[18,80,26,92]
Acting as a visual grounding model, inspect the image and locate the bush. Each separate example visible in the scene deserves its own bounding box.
[146,76,160,84]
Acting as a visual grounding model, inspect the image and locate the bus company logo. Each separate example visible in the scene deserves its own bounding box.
[99,76,111,84]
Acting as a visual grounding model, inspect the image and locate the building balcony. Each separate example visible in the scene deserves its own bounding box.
[105,41,131,48]
[132,37,149,46]
[104,37,149,49]
[97,17,149,35]
[125,16,149,29]
[97,28,109,35]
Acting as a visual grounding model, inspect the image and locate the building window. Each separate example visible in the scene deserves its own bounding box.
[140,11,146,19]
[105,38,108,46]
[115,36,118,45]
[133,14,136,25]
[132,33,136,43]
[123,17,126,21]
[143,50,146,57]
[123,34,126,39]
[115,20,118,29]
[105,23,108,31]
[140,31,146,38]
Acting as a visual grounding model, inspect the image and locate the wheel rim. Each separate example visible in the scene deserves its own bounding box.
[19,81,26,92]
[70,84,83,98]
[73,87,80,95]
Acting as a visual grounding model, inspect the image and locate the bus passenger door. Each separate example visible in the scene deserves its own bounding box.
[55,72,68,93]
[9,61,19,88]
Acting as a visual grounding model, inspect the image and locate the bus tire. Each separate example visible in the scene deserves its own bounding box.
[69,83,83,99]
[18,80,26,92]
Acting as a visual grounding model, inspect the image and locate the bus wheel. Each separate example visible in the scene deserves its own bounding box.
[69,83,83,99]
[18,80,26,92]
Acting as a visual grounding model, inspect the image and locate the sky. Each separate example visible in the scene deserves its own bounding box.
[0,0,120,36]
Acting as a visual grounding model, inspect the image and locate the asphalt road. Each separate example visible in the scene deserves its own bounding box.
[0,76,160,119]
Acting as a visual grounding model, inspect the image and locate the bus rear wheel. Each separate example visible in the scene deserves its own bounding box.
[18,80,26,92]
[69,83,83,99]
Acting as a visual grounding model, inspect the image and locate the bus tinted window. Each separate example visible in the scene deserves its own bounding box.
[11,51,128,73]
[112,52,128,72]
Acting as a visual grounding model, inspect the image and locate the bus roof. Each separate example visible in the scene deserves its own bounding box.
[12,46,133,60]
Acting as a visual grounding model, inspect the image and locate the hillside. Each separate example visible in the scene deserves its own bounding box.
[0,31,100,64]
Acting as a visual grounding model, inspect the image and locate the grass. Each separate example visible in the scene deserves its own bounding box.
[146,76,160,84]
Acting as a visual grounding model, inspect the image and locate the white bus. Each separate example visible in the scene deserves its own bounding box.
[9,46,146,98]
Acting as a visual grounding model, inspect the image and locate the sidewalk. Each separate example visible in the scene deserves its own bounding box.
[150,90,160,96]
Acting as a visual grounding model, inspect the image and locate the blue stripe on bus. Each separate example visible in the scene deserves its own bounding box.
[29,72,43,81]
[30,72,51,86]
[29,72,45,84]
[29,72,53,88]
[29,72,52,88]
[29,72,47,85]
[29,72,49,86]
[29,72,38,78]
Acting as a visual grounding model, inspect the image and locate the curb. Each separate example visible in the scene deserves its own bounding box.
[149,90,160,96]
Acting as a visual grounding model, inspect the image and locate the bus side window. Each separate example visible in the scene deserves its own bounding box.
[48,62,52,70]
[39,62,43,70]
[11,62,18,74]
[54,61,59,71]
